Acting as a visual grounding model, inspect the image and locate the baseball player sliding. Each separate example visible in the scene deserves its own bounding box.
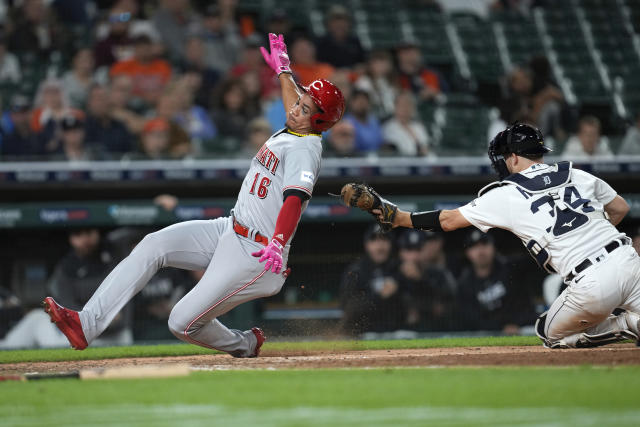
[43,33,345,357]
[341,123,640,348]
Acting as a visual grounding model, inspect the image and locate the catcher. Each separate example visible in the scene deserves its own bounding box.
[339,123,640,349]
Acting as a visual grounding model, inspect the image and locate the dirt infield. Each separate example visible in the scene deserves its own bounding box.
[2,344,639,375]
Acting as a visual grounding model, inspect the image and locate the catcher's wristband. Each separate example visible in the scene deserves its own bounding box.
[410,210,443,232]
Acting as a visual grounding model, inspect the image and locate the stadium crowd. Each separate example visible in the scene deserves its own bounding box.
[1,0,639,161]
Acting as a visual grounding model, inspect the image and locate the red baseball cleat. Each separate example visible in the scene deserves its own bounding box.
[42,297,88,350]
[249,327,266,358]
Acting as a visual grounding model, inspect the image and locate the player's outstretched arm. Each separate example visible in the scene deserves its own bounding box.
[604,195,630,226]
[260,33,301,121]
[338,182,472,232]
[391,208,472,232]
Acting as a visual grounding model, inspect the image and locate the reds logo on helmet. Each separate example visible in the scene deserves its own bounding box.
[302,79,345,132]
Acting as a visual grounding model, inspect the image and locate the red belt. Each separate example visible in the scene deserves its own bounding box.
[233,219,269,246]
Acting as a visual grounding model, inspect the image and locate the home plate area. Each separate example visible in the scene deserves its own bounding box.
[1,344,639,377]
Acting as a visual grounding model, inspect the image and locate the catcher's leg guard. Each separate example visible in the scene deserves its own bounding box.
[573,330,637,348]
[543,312,640,349]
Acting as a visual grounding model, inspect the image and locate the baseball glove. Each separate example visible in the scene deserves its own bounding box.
[338,183,398,231]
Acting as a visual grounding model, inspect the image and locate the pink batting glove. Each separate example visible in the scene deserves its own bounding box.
[252,239,284,274]
[260,33,291,76]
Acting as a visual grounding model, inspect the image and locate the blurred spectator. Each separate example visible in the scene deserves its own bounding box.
[179,35,221,108]
[134,267,195,340]
[211,78,256,144]
[154,91,191,158]
[0,292,68,349]
[315,5,365,69]
[497,66,531,126]
[528,56,565,140]
[498,63,564,143]
[238,69,263,118]
[110,34,172,105]
[0,269,67,349]
[0,35,21,84]
[396,40,448,101]
[94,6,135,68]
[266,9,292,42]
[491,67,531,142]
[395,229,455,331]
[0,286,21,337]
[151,0,200,64]
[355,50,398,118]
[290,35,335,86]
[84,84,134,155]
[61,48,96,108]
[7,0,68,57]
[109,74,146,135]
[619,111,640,155]
[382,91,430,156]
[328,69,354,105]
[343,89,384,153]
[30,78,84,155]
[30,78,76,133]
[52,115,105,161]
[562,116,613,159]
[200,4,242,74]
[94,1,162,68]
[457,230,534,333]
[243,117,272,156]
[417,231,459,277]
[325,120,357,157]
[173,77,217,148]
[0,95,42,159]
[230,34,280,101]
[125,118,171,160]
[340,224,403,334]
[48,228,132,346]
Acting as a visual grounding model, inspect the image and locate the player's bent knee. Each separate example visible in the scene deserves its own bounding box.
[167,310,190,340]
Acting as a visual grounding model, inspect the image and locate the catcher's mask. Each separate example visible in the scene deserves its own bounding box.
[488,123,551,180]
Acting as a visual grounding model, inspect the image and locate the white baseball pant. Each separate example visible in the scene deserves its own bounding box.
[543,243,640,347]
[78,217,287,357]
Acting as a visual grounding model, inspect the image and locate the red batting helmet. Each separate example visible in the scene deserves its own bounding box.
[303,79,345,132]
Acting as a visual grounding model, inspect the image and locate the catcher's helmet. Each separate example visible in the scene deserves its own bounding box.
[302,79,345,132]
[488,123,551,180]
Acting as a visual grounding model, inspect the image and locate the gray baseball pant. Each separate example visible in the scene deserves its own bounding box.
[78,217,287,356]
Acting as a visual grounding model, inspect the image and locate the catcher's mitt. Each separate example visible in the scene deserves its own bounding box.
[338,183,398,231]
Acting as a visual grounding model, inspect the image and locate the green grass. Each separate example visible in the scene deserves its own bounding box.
[3,367,640,426]
[0,336,540,364]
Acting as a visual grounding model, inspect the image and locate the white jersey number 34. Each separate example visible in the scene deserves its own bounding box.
[527,185,593,236]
